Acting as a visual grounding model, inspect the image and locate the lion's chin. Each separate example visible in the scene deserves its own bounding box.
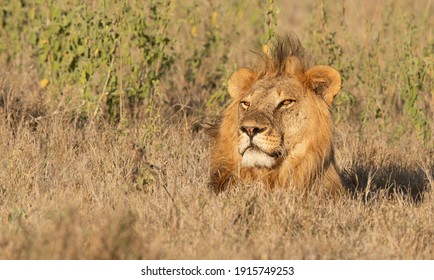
[241,148,277,168]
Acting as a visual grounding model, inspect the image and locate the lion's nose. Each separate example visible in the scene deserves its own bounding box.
[240,126,266,138]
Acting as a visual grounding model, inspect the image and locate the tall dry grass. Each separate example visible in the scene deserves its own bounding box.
[0,0,433,259]
[0,101,432,259]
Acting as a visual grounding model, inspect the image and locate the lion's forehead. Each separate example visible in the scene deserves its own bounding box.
[247,77,303,103]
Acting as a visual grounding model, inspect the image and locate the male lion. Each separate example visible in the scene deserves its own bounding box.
[208,34,344,197]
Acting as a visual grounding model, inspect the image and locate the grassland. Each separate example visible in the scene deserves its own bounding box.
[0,0,433,259]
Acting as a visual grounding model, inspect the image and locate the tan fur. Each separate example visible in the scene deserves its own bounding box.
[208,34,344,197]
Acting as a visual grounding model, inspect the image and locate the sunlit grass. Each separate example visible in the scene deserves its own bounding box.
[0,0,432,259]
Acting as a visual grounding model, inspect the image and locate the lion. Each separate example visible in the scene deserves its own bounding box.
[208,34,344,197]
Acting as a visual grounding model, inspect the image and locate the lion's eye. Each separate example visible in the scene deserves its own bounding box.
[280,99,295,107]
[240,101,250,110]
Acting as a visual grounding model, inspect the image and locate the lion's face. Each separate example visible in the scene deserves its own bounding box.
[237,76,306,168]
[209,35,343,194]
[229,60,341,171]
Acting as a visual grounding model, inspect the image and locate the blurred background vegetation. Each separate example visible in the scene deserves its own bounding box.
[0,0,433,146]
[0,0,433,260]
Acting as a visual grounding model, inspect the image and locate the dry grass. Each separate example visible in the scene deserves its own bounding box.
[0,0,433,259]
[0,89,432,259]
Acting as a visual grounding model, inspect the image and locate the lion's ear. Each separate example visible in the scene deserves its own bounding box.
[227,67,256,99]
[305,66,341,106]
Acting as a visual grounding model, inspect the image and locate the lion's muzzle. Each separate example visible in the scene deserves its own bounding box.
[238,122,282,168]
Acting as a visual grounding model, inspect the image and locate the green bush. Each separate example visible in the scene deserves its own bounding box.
[1,0,173,122]
[0,0,432,145]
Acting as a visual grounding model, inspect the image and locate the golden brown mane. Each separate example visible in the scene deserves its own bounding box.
[255,34,309,78]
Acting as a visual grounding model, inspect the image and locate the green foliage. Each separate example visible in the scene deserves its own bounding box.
[260,0,277,53]
[0,0,432,146]
[179,2,249,111]
[397,47,432,145]
[1,0,173,122]
[37,4,120,116]
[0,0,44,65]
[184,5,228,91]
[306,0,432,146]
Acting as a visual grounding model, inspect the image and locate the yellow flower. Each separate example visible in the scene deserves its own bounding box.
[211,12,218,27]
[262,44,269,55]
[191,26,198,37]
[40,79,49,89]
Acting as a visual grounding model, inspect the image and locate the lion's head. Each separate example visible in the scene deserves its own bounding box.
[209,34,343,196]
